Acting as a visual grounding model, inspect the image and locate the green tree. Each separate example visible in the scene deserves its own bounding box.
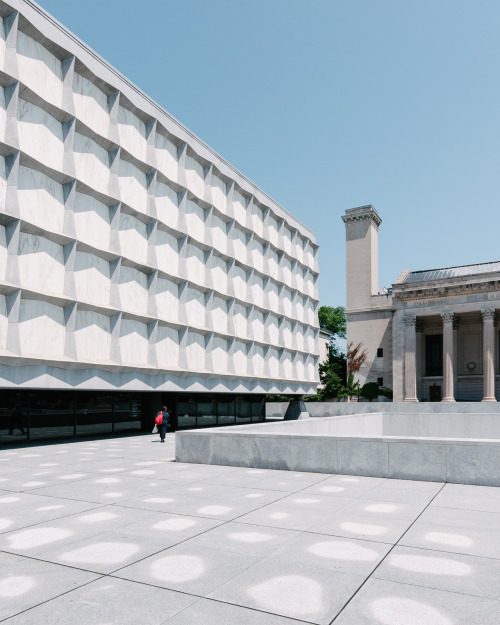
[337,373,360,401]
[318,306,346,339]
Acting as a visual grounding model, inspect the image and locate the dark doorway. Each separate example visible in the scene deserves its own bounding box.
[429,384,442,402]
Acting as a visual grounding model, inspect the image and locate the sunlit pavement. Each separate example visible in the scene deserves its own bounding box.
[1,435,500,624]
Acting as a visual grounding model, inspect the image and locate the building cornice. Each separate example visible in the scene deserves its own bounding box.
[342,205,382,230]
[393,280,500,302]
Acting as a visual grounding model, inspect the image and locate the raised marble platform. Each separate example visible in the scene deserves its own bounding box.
[176,412,500,486]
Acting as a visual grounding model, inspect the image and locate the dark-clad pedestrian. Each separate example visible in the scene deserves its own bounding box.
[156,405,170,443]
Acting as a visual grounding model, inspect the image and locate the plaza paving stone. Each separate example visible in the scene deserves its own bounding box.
[0,432,499,624]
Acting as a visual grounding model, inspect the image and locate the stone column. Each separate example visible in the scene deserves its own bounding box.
[416,320,424,400]
[481,308,497,402]
[441,312,455,402]
[403,314,418,402]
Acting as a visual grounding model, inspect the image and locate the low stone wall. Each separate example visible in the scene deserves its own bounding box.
[177,411,500,486]
[266,401,500,419]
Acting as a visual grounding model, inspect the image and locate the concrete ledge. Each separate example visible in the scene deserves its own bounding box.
[176,413,500,486]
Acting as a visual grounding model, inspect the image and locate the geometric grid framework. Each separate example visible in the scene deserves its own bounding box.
[0,0,319,395]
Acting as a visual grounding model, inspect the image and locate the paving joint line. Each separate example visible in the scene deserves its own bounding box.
[328,481,447,624]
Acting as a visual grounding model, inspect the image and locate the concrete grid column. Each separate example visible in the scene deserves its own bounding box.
[416,320,424,400]
[481,308,497,402]
[441,312,455,402]
[403,314,418,402]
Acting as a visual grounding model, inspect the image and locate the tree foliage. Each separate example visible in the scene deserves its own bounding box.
[318,306,346,339]
[347,341,368,375]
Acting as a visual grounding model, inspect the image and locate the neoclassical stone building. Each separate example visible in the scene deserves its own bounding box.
[343,205,500,402]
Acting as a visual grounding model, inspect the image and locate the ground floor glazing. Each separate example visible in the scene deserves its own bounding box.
[0,390,265,445]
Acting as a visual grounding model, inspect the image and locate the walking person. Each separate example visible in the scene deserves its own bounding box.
[8,403,25,436]
[155,405,170,443]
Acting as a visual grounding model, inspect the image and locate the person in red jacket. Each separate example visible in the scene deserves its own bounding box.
[155,406,170,443]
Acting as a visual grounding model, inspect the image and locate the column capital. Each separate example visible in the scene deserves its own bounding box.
[441,312,454,325]
[416,320,424,333]
[481,308,496,322]
[403,314,417,327]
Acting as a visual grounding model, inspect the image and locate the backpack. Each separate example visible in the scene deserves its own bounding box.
[154,412,163,426]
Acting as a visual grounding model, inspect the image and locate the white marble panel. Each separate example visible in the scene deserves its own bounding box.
[74,251,110,307]
[282,351,294,379]
[211,296,227,334]
[120,318,148,365]
[0,18,5,70]
[232,264,247,301]
[156,324,179,369]
[233,340,248,376]
[295,354,305,379]
[294,325,304,352]
[74,192,110,251]
[0,294,7,350]
[154,132,178,181]
[19,299,64,358]
[232,188,247,225]
[72,72,109,138]
[307,356,316,381]
[185,243,205,285]
[18,232,64,294]
[211,214,228,254]
[155,278,179,323]
[282,226,292,255]
[294,236,305,264]
[231,226,247,264]
[267,281,279,312]
[282,288,292,318]
[118,105,147,162]
[17,31,63,107]
[249,309,264,343]
[267,248,279,281]
[268,347,280,377]
[186,331,205,370]
[267,314,280,345]
[75,310,111,362]
[250,274,264,307]
[210,255,227,294]
[267,214,279,247]
[119,212,147,265]
[185,287,205,328]
[250,203,264,238]
[252,344,265,377]
[282,256,292,286]
[18,166,64,233]
[185,155,204,198]
[119,266,148,315]
[0,225,5,283]
[282,320,293,349]
[74,132,110,195]
[250,238,264,273]
[0,87,5,144]
[212,336,228,373]
[185,200,205,242]
[155,228,179,276]
[233,303,247,338]
[18,99,63,171]
[211,173,227,212]
[118,159,147,213]
[155,181,178,230]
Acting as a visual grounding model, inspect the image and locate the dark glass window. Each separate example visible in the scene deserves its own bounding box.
[236,397,252,423]
[76,392,113,436]
[426,335,443,376]
[377,377,383,386]
[177,398,196,429]
[29,391,75,440]
[197,398,216,427]
[113,393,142,432]
[0,391,28,443]
[217,397,236,425]
[377,348,383,357]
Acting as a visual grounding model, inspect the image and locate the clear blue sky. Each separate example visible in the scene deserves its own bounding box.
[40,0,500,308]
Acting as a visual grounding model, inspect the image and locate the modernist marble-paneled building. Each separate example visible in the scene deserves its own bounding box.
[344,205,500,403]
[0,0,319,439]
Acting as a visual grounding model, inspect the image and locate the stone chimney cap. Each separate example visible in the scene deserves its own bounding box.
[342,205,382,227]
